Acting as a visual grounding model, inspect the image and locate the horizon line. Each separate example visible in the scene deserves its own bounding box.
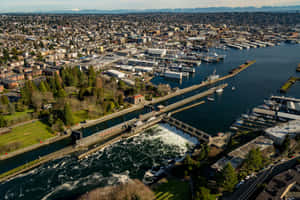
[1,4,300,14]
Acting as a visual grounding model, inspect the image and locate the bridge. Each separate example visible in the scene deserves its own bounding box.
[162,116,211,144]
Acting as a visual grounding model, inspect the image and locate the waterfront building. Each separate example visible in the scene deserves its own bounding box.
[130,94,145,105]
[265,120,300,144]
[106,69,126,79]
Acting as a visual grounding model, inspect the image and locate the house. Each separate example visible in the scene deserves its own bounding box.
[0,85,4,93]
[130,94,145,105]
[2,80,19,89]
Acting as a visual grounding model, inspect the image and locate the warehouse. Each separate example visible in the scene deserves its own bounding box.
[106,69,126,79]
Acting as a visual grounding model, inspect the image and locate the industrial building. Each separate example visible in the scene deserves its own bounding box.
[211,136,274,171]
[164,71,183,80]
[265,120,300,144]
[106,69,126,79]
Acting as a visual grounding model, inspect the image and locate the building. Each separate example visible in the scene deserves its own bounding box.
[211,136,274,171]
[256,165,300,200]
[265,120,300,144]
[134,66,153,73]
[128,59,158,67]
[146,48,167,57]
[106,69,126,79]
[164,71,182,80]
[130,94,145,105]
[0,85,4,93]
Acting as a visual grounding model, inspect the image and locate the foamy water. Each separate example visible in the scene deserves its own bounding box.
[0,123,198,200]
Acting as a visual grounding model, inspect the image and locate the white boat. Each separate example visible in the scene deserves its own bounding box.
[216,88,223,93]
[207,97,215,101]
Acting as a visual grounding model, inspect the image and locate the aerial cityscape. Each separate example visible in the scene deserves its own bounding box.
[0,1,300,200]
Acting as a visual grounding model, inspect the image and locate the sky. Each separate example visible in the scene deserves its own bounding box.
[1,0,300,12]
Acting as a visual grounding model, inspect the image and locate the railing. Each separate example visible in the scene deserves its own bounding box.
[163,116,210,143]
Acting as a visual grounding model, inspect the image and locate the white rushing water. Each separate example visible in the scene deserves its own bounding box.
[1,123,199,200]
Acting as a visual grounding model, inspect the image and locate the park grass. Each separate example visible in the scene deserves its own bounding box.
[3,109,34,122]
[0,121,54,154]
[154,178,191,200]
[73,110,89,124]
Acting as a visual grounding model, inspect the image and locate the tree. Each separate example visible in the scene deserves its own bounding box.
[195,187,215,200]
[243,148,264,172]
[63,103,74,126]
[8,103,15,115]
[0,115,7,127]
[54,73,62,90]
[31,91,43,111]
[88,66,96,87]
[106,101,115,113]
[0,95,9,105]
[56,88,67,98]
[118,94,124,105]
[39,81,48,92]
[219,163,238,192]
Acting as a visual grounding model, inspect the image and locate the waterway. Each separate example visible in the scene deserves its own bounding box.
[1,124,198,200]
[152,43,300,134]
[0,43,300,199]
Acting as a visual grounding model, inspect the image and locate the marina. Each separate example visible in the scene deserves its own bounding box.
[230,95,300,133]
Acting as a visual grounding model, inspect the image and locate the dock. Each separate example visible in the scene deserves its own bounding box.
[280,77,300,93]
[170,101,205,115]
[161,84,227,113]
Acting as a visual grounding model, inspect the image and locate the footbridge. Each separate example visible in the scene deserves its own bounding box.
[162,116,211,144]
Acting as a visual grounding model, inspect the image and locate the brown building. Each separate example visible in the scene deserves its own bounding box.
[0,85,4,93]
[3,80,19,89]
[130,94,145,105]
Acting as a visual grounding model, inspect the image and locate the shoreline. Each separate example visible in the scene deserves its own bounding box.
[0,60,255,181]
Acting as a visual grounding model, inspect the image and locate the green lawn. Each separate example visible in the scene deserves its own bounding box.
[3,109,34,122]
[154,178,191,200]
[73,110,89,124]
[0,121,54,154]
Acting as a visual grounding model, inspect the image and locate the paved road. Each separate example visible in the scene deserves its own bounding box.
[226,156,299,200]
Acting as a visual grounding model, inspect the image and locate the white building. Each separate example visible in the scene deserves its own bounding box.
[146,48,167,57]
[164,71,182,80]
[115,65,134,72]
[134,66,153,73]
[265,120,300,144]
[106,69,125,79]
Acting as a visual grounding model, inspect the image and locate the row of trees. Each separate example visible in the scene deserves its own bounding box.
[1,64,170,132]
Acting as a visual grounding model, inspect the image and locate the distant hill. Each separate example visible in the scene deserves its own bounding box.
[37,6,300,14]
[3,5,300,14]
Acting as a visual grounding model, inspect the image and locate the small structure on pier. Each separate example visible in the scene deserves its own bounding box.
[129,94,145,105]
[71,130,83,145]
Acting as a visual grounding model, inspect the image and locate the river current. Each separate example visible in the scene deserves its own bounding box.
[1,124,198,200]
